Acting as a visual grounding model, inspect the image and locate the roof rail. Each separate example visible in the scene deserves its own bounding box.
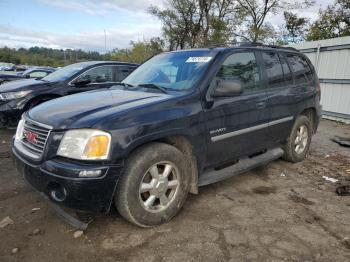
[230,42,299,52]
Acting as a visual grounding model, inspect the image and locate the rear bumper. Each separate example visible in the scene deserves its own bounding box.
[12,145,123,213]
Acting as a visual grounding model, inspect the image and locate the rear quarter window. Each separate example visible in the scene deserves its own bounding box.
[286,54,314,85]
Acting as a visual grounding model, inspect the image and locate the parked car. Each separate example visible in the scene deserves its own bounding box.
[0,61,138,128]
[0,67,56,85]
[0,62,15,71]
[12,44,322,227]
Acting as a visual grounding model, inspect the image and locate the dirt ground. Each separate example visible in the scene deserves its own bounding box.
[1,119,350,262]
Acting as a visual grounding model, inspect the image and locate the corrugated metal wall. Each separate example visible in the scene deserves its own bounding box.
[290,36,350,121]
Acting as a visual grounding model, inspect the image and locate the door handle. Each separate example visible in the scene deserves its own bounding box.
[256,102,266,109]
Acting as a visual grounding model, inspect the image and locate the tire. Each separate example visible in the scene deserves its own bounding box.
[283,115,312,163]
[115,142,191,227]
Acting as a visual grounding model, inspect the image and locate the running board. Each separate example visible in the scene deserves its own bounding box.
[198,148,284,186]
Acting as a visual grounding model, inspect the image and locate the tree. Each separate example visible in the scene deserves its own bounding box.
[149,0,236,50]
[233,0,314,43]
[307,0,350,41]
[110,38,164,64]
[149,0,315,48]
[0,46,108,67]
[279,11,309,44]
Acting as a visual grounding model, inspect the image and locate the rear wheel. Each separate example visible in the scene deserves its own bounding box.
[115,142,190,227]
[283,115,312,163]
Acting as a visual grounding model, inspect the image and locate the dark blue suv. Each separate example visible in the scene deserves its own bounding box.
[12,44,322,227]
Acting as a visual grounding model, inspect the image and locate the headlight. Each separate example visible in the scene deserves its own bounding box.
[15,119,25,140]
[0,90,31,100]
[57,129,111,160]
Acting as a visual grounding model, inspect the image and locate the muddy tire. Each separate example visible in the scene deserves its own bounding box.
[115,142,190,227]
[283,115,312,163]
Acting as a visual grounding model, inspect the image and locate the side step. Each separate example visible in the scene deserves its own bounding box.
[198,148,284,187]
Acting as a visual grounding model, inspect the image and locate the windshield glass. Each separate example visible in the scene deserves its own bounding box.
[42,63,84,82]
[123,50,216,91]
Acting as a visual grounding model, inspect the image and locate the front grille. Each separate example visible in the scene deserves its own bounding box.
[21,119,52,157]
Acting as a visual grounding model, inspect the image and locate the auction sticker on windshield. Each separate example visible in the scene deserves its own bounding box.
[186,57,212,63]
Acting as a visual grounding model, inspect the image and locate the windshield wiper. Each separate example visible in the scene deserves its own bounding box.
[114,82,134,88]
[137,83,167,94]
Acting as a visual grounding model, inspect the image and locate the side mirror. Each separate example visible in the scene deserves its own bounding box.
[25,75,30,79]
[211,79,243,97]
[73,78,91,86]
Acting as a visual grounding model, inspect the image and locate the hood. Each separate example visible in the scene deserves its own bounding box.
[28,89,172,129]
[0,79,49,92]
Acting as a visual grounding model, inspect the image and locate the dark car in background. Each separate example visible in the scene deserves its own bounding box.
[0,67,56,85]
[0,61,138,128]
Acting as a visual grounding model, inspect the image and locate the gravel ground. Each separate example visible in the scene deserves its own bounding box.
[0,119,350,262]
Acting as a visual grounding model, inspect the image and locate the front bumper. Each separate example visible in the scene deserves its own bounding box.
[12,145,123,213]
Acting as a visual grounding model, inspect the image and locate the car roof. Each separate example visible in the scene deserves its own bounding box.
[73,61,139,67]
[170,44,300,54]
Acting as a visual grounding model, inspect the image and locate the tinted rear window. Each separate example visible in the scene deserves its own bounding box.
[262,51,284,88]
[286,54,314,84]
[279,53,293,85]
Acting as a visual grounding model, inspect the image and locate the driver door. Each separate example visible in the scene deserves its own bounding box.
[203,51,270,168]
[68,65,116,94]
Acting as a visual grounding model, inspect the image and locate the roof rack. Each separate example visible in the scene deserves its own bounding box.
[231,42,298,52]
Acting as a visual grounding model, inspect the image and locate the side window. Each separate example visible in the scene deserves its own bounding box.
[262,51,284,88]
[77,66,113,84]
[217,52,260,92]
[286,54,313,85]
[117,66,136,81]
[278,53,293,85]
[28,71,48,78]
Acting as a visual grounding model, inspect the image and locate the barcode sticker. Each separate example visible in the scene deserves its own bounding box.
[186,57,212,63]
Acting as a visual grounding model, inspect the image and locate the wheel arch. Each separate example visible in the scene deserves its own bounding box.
[24,94,62,111]
[300,107,317,134]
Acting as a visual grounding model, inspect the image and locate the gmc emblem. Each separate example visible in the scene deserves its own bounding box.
[24,131,37,144]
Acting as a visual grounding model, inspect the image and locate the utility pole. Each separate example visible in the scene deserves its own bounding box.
[63,50,66,65]
[104,29,107,60]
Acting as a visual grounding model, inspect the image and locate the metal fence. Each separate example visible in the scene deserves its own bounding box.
[290,36,350,123]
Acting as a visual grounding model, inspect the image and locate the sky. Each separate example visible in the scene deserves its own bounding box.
[0,0,334,53]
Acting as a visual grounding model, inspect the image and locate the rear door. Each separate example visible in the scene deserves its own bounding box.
[262,51,296,145]
[285,54,316,115]
[204,51,269,168]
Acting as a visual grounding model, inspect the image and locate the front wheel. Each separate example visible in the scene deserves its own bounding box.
[115,142,190,227]
[283,115,312,163]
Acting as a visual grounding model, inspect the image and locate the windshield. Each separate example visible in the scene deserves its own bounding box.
[42,63,84,82]
[123,50,216,91]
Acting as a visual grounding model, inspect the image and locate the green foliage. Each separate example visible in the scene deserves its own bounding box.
[110,38,164,64]
[0,38,164,67]
[0,46,104,67]
[307,0,350,41]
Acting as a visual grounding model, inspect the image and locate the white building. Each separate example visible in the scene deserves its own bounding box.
[290,36,350,123]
